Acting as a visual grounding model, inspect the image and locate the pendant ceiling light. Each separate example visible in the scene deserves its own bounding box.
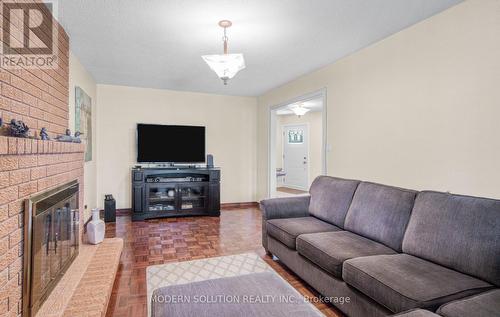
[290,104,310,117]
[202,20,246,85]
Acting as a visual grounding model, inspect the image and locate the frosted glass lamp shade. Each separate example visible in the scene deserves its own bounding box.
[202,53,246,84]
[291,105,310,116]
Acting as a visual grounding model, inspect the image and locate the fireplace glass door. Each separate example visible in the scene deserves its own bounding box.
[25,181,79,316]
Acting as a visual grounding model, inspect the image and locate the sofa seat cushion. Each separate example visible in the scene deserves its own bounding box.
[266,217,341,249]
[343,254,492,313]
[392,309,441,317]
[436,289,500,317]
[296,231,397,277]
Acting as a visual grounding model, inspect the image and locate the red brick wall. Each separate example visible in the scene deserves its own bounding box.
[0,0,70,137]
[0,2,82,316]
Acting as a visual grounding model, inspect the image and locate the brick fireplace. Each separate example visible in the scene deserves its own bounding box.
[0,139,85,315]
[0,1,85,316]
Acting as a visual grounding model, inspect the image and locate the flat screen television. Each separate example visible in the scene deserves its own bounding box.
[137,124,206,163]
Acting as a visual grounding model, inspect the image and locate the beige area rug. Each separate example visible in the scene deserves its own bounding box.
[146,252,275,316]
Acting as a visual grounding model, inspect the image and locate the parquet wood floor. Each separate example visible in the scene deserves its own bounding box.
[104,207,344,317]
[276,186,309,195]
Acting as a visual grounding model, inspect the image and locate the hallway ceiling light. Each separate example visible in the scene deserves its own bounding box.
[290,104,310,116]
[202,20,246,85]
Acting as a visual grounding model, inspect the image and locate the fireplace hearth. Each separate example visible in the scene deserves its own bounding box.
[23,181,80,317]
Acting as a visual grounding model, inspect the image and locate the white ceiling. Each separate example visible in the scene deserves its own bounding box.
[57,0,462,96]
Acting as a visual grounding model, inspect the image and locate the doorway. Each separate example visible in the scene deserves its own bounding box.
[269,89,327,198]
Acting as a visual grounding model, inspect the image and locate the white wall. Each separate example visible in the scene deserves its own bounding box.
[96,85,257,209]
[257,0,500,200]
[276,112,323,188]
[69,52,97,221]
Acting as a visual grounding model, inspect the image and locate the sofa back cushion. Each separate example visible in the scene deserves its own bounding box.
[403,191,500,286]
[344,182,417,251]
[309,176,360,228]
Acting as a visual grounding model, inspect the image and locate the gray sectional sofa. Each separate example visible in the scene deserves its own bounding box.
[260,176,500,317]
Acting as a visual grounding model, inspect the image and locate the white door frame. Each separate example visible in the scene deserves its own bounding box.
[282,123,310,191]
[268,88,327,198]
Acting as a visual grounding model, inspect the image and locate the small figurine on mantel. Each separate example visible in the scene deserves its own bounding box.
[40,127,50,140]
[55,129,82,143]
[55,129,73,142]
[8,119,30,138]
[73,131,82,143]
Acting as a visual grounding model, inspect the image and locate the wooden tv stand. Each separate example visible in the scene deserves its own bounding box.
[131,167,220,221]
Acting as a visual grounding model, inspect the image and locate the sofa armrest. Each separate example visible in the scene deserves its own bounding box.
[260,195,311,252]
[260,195,311,220]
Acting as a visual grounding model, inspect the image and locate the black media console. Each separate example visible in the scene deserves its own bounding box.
[131,167,220,221]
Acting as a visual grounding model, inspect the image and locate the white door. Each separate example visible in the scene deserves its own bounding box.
[283,124,309,190]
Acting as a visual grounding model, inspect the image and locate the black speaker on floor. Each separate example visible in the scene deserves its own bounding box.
[206,154,214,168]
[104,194,116,222]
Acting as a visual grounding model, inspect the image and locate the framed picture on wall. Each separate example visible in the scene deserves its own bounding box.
[75,86,92,162]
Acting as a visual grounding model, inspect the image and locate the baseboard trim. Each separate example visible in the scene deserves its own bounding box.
[221,202,259,210]
[115,209,132,216]
[97,208,132,218]
[85,205,257,225]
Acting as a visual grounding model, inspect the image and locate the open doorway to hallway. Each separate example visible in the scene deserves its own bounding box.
[269,90,326,198]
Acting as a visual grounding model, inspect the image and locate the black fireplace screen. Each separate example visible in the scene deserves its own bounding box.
[23,180,79,317]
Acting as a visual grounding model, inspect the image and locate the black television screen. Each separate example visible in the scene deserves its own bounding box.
[137,124,205,163]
